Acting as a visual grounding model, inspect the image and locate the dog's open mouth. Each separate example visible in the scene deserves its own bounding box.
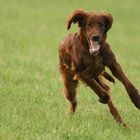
[89,40,100,55]
[84,31,101,55]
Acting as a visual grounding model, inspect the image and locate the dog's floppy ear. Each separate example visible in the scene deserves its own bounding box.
[67,9,89,30]
[101,12,113,33]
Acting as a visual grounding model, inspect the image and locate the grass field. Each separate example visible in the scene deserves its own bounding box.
[0,0,140,139]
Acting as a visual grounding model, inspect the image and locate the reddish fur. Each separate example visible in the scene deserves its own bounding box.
[59,9,140,126]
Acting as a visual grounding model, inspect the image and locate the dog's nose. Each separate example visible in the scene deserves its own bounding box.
[92,35,100,42]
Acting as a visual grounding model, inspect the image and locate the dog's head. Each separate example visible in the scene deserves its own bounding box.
[67,9,113,55]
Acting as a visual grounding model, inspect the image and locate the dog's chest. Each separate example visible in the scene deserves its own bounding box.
[82,53,104,75]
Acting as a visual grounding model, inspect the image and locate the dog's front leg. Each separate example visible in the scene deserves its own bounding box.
[108,63,140,110]
[81,77,110,103]
[81,77,126,126]
[102,43,140,110]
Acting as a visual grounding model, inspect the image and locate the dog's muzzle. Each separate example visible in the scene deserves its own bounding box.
[89,40,100,55]
[84,31,101,55]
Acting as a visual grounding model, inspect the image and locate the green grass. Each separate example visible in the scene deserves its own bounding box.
[0,0,140,139]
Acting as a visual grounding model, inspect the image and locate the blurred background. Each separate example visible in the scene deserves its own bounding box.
[0,0,140,139]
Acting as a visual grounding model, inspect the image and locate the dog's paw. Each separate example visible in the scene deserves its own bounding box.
[98,96,109,104]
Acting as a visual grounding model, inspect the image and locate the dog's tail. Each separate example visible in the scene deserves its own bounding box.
[102,71,115,83]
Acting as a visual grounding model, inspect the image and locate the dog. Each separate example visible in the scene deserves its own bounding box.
[58,9,140,126]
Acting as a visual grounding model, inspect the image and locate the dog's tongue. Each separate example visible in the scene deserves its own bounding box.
[89,40,100,51]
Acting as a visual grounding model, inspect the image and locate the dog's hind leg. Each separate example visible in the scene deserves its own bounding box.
[61,72,78,113]
[95,76,110,92]
[102,71,115,83]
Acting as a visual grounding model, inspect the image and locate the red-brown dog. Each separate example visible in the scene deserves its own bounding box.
[59,9,140,126]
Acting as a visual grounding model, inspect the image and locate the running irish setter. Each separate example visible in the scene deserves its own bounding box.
[58,9,140,126]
